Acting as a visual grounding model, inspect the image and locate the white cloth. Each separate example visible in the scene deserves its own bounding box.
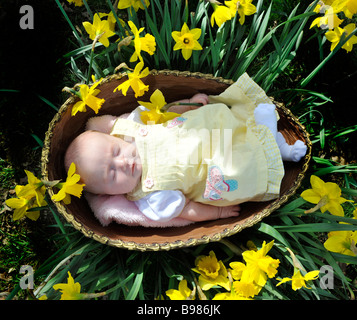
[128,106,186,222]
[126,105,146,123]
[134,190,186,222]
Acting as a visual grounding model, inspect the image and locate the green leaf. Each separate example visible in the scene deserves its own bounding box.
[257,222,291,247]
[144,8,171,68]
[275,222,357,233]
[36,94,58,111]
[63,43,102,58]
[127,268,144,300]
[299,26,357,87]
[31,134,43,148]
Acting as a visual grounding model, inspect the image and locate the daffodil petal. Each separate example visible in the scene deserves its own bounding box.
[304,270,320,281]
[182,48,193,60]
[301,189,321,204]
[323,202,344,216]
[150,89,166,108]
[13,207,27,221]
[5,197,27,209]
[276,277,292,286]
[310,175,325,195]
[26,210,40,221]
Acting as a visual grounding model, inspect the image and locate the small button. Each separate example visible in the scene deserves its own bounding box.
[138,127,148,136]
[144,177,154,189]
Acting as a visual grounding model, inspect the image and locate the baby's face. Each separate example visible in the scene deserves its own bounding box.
[76,131,142,195]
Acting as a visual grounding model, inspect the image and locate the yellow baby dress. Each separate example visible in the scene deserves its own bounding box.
[110,73,285,207]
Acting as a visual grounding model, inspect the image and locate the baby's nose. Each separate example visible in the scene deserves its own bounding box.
[114,156,128,169]
[114,156,134,170]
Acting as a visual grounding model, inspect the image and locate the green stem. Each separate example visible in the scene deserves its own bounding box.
[299,27,357,88]
[86,32,105,84]
[87,49,95,84]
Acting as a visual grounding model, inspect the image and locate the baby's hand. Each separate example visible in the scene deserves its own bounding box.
[189,93,209,106]
[168,93,209,114]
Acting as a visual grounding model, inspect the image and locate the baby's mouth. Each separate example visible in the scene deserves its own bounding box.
[131,163,135,175]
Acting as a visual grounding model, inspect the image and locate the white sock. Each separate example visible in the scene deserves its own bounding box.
[276,132,307,162]
[254,104,307,162]
[254,103,277,139]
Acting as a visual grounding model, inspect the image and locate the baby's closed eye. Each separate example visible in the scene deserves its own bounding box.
[109,167,117,181]
[112,146,120,158]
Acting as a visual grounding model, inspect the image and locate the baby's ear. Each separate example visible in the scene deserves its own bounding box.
[85,115,117,133]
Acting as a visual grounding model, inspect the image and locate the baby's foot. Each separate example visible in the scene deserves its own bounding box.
[276,132,307,162]
[254,103,277,139]
[290,140,307,162]
[219,205,240,219]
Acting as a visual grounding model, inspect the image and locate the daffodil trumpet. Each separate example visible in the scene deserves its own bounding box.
[160,102,203,112]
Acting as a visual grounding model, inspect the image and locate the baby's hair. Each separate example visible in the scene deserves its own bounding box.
[64,130,98,172]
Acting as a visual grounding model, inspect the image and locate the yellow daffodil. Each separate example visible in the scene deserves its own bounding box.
[212,291,247,300]
[17,170,47,207]
[52,163,85,205]
[319,0,357,17]
[166,279,195,300]
[310,4,344,30]
[52,271,106,300]
[71,79,105,116]
[225,0,257,25]
[118,0,150,12]
[67,0,84,6]
[98,12,118,33]
[128,21,156,62]
[229,261,246,280]
[138,89,180,124]
[230,260,264,298]
[312,0,333,13]
[301,175,351,216]
[232,279,262,298]
[324,229,357,256]
[5,170,47,221]
[341,0,357,18]
[53,272,82,300]
[212,283,253,300]
[83,13,116,48]
[192,251,230,291]
[113,61,150,98]
[172,23,202,60]
[241,240,280,287]
[210,4,232,27]
[325,23,357,52]
[5,185,46,221]
[276,269,320,291]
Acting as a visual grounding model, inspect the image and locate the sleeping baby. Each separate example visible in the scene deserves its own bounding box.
[64,73,307,227]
